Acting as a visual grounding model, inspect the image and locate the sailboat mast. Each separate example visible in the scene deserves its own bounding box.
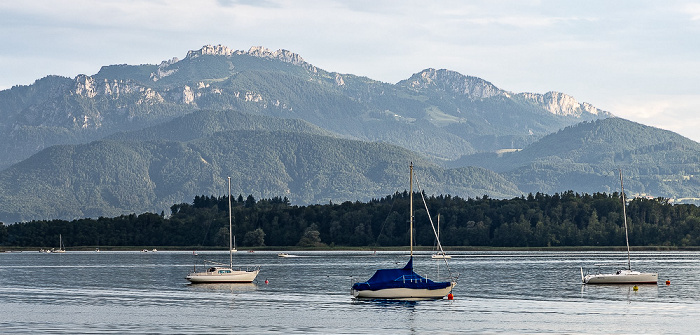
[409,162,413,258]
[228,176,233,268]
[620,169,631,271]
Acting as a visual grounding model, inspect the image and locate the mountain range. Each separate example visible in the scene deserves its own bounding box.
[0,45,697,223]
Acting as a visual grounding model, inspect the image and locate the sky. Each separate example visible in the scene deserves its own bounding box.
[1,0,699,142]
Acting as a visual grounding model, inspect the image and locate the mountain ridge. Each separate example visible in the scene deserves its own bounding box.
[0,44,612,169]
[0,44,698,223]
[0,110,521,222]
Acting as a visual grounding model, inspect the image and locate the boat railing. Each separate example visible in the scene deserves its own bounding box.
[195,260,260,273]
[397,274,427,283]
[231,265,260,272]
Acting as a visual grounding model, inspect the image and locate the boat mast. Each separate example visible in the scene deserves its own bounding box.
[228,176,233,269]
[409,162,413,258]
[620,169,631,271]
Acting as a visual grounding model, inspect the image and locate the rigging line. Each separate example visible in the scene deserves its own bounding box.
[413,169,456,281]
[371,192,399,249]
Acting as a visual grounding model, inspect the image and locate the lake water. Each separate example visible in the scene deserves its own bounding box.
[1,250,698,334]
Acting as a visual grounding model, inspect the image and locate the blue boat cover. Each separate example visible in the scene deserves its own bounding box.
[352,257,452,292]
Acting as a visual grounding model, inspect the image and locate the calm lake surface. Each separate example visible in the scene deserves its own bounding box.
[1,250,698,334]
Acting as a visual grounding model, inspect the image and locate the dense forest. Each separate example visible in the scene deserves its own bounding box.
[2,190,700,249]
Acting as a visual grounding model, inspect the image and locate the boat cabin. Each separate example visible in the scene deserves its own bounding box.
[207,267,233,274]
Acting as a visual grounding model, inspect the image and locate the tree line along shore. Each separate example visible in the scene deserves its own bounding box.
[2,191,700,249]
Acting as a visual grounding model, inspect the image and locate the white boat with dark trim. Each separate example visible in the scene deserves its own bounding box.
[581,169,658,285]
[186,177,260,284]
[352,162,456,299]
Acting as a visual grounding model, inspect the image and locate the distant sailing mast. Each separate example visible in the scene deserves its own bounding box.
[432,214,451,259]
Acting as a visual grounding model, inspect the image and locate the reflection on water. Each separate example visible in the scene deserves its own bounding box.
[187,282,258,293]
[1,250,699,333]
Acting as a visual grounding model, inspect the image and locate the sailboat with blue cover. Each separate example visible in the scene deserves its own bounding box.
[351,163,456,299]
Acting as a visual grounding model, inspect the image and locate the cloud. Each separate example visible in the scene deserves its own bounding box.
[684,3,700,20]
[607,94,700,142]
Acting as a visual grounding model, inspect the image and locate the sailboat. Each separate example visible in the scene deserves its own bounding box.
[581,169,658,285]
[351,162,456,299]
[53,234,66,253]
[186,177,260,283]
[431,214,451,259]
[231,236,238,253]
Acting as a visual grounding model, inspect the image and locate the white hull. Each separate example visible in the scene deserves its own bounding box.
[431,254,451,259]
[583,269,658,284]
[186,268,259,283]
[353,282,455,299]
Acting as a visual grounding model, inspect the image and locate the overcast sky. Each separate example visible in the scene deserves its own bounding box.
[2,0,699,142]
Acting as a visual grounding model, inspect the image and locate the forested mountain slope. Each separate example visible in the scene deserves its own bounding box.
[456,118,700,197]
[0,109,519,222]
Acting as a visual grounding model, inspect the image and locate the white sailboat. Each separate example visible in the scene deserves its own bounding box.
[53,234,66,253]
[186,177,260,283]
[431,214,451,259]
[231,236,238,253]
[352,162,456,299]
[581,169,658,285]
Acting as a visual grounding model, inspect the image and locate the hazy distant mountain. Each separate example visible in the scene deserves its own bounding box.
[0,45,610,170]
[3,44,698,223]
[454,117,700,198]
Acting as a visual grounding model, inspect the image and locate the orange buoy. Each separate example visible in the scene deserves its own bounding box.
[447,293,454,300]
[666,280,671,285]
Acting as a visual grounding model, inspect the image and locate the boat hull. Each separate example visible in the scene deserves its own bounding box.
[583,271,658,284]
[186,269,259,283]
[352,282,455,299]
[431,254,451,259]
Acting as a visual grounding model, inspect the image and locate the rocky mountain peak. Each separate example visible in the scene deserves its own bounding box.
[186,44,238,58]
[184,45,317,73]
[518,91,612,118]
[403,68,504,100]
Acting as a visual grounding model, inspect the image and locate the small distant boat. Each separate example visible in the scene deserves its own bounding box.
[278,253,297,258]
[152,249,158,252]
[186,177,260,283]
[141,249,149,252]
[53,234,66,253]
[431,254,452,260]
[352,162,456,299]
[581,169,658,285]
[431,214,451,259]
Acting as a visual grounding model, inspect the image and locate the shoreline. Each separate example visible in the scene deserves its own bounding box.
[4,245,700,252]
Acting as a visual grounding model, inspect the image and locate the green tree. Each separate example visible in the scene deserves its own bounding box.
[243,228,266,246]
[297,223,325,247]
